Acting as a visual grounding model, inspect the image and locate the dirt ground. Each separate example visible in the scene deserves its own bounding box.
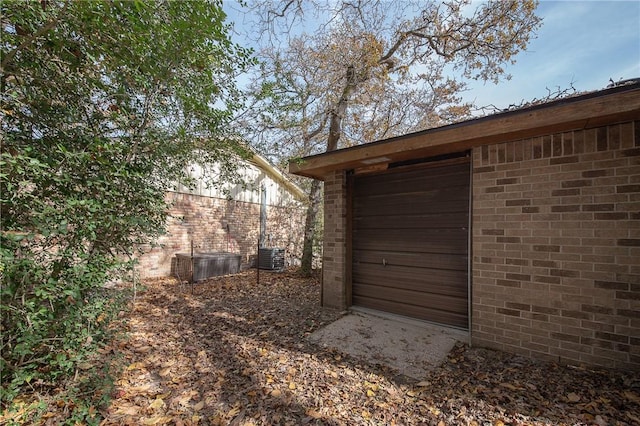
[15,269,637,425]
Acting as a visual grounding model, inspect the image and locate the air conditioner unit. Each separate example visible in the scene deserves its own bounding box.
[258,248,285,271]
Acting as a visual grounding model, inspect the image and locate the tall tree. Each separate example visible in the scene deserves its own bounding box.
[240,0,542,275]
[0,0,252,411]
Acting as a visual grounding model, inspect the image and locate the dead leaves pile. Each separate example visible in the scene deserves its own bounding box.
[93,270,639,424]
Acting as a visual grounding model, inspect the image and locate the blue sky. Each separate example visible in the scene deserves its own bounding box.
[462,0,640,109]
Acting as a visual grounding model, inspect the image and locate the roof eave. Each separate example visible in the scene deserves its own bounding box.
[289,85,640,180]
[250,153,307,201]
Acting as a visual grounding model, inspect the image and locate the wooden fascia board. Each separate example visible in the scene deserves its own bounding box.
[249,153,306,201]
[289,88,640,180]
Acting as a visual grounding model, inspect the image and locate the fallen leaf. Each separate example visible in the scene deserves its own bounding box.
[623,390,640,404]
[142,416,170,425]
[271,389,282,397]
[567,392,581,403]
[173,393,192,407]
[193,400,205,411]
[416,381,431,387]
[127,362,145,371]
[306,408,322,419]
[626,413,640,424]
[116,404,140,415]
[594,415,608,426]
[500,382,519,391]
[135,345,152,354]
[227,405,241,418]
[428,405,441,416]
[149,398,165,411]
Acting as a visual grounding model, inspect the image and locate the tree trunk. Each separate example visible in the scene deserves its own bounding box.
[327,65,356,151]
[300,178,321,276]
[300,65,357,276]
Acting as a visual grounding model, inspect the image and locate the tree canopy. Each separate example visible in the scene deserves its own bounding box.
[1,0,252,414]
[242,0,541,150]
[237,0,542,274]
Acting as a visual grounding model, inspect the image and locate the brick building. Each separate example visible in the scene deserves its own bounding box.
[137,153,306,278]
[289,82,640,369]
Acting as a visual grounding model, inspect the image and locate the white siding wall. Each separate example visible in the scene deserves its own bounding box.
[174,161,301,207]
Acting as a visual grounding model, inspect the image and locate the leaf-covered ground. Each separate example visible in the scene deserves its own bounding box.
[10,270,637,425]
[94,270,639,426]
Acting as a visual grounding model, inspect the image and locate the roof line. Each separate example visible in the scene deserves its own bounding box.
[289,81,640,179]
[250,153,307,201]
[295,80,640,164]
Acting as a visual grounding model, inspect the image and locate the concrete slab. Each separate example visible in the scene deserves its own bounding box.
[309,307,468,380]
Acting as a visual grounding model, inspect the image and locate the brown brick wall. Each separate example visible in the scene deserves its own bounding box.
[136,191,305,278]
[472,120,640,369]
[322,170,348,309]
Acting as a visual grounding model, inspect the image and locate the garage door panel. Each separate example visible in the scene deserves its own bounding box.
[353,228,467,254]
[353,249,468,271]
[353,282,467,310]
[354,186,469,210]
[353,239,467,254]
[352,266,467,298]
[354,163,470,195]
[354,212,469,229]
[354,199,468,217]
[354,175,470,197]
[351,159,470,329]
[352,294,468,329]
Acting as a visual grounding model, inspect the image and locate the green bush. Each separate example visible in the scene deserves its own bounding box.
[0,235,121,400]
[0,0,253,419]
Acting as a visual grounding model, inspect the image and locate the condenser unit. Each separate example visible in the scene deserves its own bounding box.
[258,248,285,271]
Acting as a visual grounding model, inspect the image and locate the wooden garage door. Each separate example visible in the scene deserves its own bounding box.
[351,159,470,329]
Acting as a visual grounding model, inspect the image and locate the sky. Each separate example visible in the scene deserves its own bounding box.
[225,0,640,111]
[461,0,640,110]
